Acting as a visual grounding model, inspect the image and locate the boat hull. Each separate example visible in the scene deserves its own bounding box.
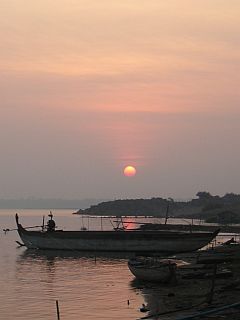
[16,224,219,253]
[128,259,176,282]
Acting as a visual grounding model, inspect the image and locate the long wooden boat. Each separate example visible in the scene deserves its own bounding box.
[15,214,220,253]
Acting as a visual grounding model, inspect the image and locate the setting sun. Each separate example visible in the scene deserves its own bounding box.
[123,165,137,177]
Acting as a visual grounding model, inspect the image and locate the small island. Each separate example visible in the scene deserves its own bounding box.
[74,191,240,226]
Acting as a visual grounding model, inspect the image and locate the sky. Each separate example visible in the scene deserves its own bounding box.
[1,0,240,200]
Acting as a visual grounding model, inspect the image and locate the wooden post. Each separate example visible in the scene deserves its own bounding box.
[82,216,85,230]
[42,215,45,231]
[56,300,60,320]
[207,264,217,305]
[164,202,169,225]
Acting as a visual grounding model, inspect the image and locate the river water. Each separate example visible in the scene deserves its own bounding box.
[0,209,177,320]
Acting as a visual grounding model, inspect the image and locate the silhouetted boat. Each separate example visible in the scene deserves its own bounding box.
[15,214,220,253]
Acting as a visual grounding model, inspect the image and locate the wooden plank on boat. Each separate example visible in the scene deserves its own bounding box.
[175,301,240,320]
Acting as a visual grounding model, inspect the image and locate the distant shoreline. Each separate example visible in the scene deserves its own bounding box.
[0,198,108,210]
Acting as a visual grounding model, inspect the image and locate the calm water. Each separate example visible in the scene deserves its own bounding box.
[0,210,172,320]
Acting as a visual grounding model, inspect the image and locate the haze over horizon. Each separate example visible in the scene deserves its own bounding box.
[1,1,240,201]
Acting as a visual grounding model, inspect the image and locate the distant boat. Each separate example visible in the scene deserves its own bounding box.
[15,214,220,253]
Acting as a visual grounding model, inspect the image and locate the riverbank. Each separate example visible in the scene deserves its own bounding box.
[136,256,240,319]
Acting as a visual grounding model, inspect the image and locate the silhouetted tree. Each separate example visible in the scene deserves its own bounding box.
[196,191,212,199]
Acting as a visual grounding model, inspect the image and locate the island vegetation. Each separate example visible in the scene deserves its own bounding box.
[75,192,240,225]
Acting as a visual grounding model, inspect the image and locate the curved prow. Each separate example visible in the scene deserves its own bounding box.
[15,214,26,238]
[15,213,24,232]
[15,213,19,227]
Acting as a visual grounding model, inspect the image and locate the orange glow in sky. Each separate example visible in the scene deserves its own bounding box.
[124,166,137,177]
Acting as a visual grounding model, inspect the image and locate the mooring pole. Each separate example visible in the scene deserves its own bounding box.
[56,300,60,320]
[207,264,217,305]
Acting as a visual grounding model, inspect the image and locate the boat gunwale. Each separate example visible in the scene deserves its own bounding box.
[17,223,220,239]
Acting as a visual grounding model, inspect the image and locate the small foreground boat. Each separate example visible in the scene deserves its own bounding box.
[128,257,233,282]
[128,257,188,282]
[128,243,236,282]
[15,214,220,253]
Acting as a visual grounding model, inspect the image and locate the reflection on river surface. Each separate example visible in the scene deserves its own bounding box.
[18,248,138,261]
[16,249,177,319]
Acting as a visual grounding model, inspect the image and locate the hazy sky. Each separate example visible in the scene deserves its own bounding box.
[1,0,240,200]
